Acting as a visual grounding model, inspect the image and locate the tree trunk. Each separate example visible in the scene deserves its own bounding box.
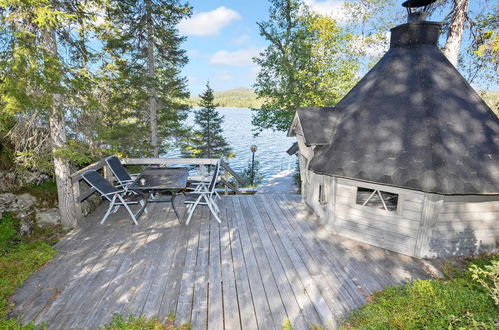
[43,29,78,229]
[443,0,469,67]
[146,0,159,157]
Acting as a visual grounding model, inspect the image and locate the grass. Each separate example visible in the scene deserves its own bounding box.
[102,313,191,329]
[341,254,499,329]
[0,212,64,329]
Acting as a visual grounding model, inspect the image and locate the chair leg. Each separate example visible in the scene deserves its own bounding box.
[185,195,203,225]
[101,195,118,224]
[206,196,221,223]
[140,199,148,214]
[209,195,220,213]
[118,195,139,225]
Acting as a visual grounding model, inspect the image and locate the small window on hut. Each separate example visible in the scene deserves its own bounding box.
[356,187,398,212]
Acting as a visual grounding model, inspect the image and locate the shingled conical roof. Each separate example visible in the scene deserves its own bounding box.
[308,21,499,194]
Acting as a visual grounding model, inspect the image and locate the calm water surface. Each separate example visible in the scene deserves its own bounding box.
[166,108,296,183]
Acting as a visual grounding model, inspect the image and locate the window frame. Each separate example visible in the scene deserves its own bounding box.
[352,185,403,215]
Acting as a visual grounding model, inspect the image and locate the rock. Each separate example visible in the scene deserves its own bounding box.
[81,193,102,217]
[0,193,16,216]
[0,193,16,206]
[35,208,61,226]
[19,216,34,235]
[15,193,37,209]
[0,172,16,192]
[18,172,50,186]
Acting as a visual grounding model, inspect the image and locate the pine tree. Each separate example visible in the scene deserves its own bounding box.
[100,0,191,157]
[183,83,232,159]
[0,0,99,228]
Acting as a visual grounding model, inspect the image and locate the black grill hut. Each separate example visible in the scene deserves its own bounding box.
[287,1,499,258]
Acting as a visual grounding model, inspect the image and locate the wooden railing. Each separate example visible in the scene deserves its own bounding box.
[70,157,246,220]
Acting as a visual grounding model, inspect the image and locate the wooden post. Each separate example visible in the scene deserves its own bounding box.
[72,180,82,220]
[199,164,206,177]
[103,165,113,184]
[224,170,228,195]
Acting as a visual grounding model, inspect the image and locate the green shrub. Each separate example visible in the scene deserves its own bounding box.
[342,254,499,329]
[470,260,499,305]
[102,313,191,329]
[0,213,63,329]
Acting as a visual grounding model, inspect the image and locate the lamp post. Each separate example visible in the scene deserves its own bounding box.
[250,144,257,185]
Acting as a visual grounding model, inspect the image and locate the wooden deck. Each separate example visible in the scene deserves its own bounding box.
[11,194,431,329]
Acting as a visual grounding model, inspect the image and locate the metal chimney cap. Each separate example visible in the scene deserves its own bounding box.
[402,0,437,8]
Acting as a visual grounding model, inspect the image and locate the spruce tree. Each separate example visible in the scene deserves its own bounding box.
[100,0,191,157]
[183,83,232,159]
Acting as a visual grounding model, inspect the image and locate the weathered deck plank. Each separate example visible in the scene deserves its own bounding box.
[10,194,431,329]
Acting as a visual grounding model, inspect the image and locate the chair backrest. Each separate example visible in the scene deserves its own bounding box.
[82,170,118,200]
[208,160,221,193]
[105,155,132,184]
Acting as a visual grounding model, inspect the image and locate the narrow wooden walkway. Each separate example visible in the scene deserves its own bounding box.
[11,194,430,329]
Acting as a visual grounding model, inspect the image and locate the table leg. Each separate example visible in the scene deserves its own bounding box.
[171,193,182,223]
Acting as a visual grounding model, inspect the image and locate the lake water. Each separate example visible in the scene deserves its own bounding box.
[166,108,296,184]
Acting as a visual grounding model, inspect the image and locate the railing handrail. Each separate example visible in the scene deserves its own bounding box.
[220,159,246,186]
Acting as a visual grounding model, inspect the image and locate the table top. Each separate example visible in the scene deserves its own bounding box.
[129,167,189,191]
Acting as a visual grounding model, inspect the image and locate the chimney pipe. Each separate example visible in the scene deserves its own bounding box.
[402,0,437,23]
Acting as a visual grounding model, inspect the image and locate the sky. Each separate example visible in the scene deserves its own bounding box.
[179,0,497,96]
[178,0,269,96]
[180,0,351,96]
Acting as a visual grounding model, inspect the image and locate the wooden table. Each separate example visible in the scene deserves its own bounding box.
[129,167,189,221]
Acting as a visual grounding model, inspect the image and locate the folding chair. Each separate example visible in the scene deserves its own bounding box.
[82,170,147,225]
[184,160,221,225]
[105,155,138,188]
[187,160,222,200]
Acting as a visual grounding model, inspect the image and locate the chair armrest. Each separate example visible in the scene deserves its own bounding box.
[104,190,126,196]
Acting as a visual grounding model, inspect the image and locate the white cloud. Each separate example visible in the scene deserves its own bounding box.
[304,0,348,23]
[209,48,262,67]
[178,6,241,37]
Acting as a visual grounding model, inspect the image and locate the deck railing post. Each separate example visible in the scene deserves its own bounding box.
[199,164,206,177]
[103,165,113,184]
[72,180,82,220]
[224,170,228,195]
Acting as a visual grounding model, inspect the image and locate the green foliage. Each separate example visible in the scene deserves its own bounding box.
[480,91,499,116]
[182,83,233,159]
[102,313,191,329]
[98,0,192,157]
[0,0,102,175]
[0,212,64,329]
[239,160,263,187]
[342,254,499,329]
[0,213,19,254]
[189,88,264,109]
[252,0,360,132]
[470,260,499,305]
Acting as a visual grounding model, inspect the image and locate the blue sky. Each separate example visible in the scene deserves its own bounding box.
[179,1,270,96]
[179,1,497,96]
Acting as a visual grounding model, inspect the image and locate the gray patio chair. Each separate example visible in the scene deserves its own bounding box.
[82,170,146,225]
[105,155,138,188]
[184,160,221,225]
[187,160,222,200]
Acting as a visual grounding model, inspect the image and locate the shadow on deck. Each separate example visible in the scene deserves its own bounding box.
[10,194,431,329]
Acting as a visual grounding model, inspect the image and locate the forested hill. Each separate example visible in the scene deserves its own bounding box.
[189,88,263,108]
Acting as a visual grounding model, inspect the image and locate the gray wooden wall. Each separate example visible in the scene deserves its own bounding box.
[300,169,499,259]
